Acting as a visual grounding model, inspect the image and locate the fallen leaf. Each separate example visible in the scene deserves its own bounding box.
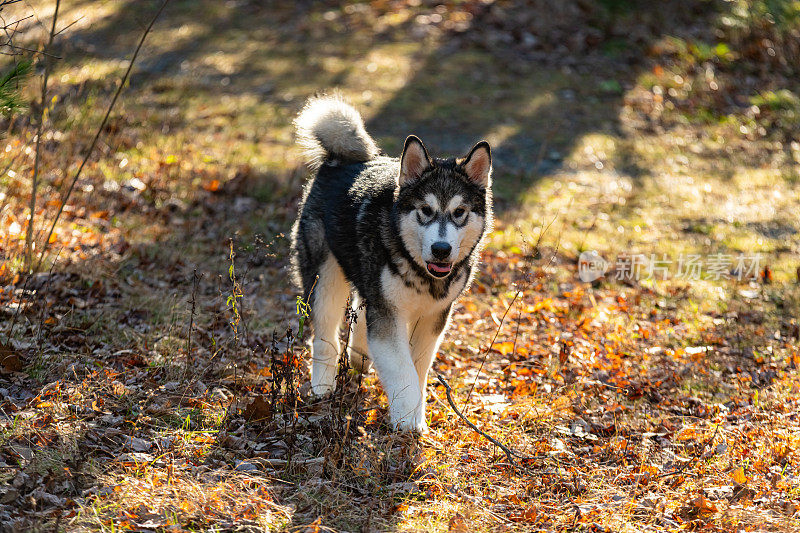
[0,344,23,372]
[203,179,221,192]
[492,341,516,356]
[448,513,469,532]
[731,467,748,485]
[242,396,272,421]
[688,495,717,515]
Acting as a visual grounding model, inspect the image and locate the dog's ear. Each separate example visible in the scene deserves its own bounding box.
[399,135,430,185]
[460,141,492,188]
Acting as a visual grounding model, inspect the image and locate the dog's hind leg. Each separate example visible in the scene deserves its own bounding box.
[309,255,350,395]
[347,296,370,374]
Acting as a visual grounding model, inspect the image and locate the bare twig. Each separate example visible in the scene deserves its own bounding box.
[52,16,83,38]
[438,374,531,466]
[462,205,565,412]
[462,290,521,410]
[35,0,170,271]
[0,44,61,59]
[0,0,24,7]
[186,269,201,359]
[24,0,59,271]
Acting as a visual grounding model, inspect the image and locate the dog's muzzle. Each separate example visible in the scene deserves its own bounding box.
[426,261,452,278]
[427,241,454,278]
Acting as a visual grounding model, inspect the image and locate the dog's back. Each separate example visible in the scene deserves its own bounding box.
[291,96,395,306]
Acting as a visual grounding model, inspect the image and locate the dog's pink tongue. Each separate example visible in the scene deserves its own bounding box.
[428,262,451,273]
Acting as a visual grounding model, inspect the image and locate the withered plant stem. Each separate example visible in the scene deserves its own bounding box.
[24,0,60,271]
[35,0,170,272]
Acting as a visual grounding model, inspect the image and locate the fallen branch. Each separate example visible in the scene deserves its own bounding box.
[437,373,531,467]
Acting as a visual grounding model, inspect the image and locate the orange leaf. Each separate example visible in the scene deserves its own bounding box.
[691,495,717,513]
[203,179,221,192]
[492,341,516,356]
[731,467,748,485]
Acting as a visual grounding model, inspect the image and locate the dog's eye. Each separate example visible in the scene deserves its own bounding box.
[420,206,434,218]
[453,207,466,219]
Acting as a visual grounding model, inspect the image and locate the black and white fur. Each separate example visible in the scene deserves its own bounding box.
[291,95,493,432]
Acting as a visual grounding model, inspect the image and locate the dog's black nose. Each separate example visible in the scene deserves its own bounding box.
[431,241,452,260]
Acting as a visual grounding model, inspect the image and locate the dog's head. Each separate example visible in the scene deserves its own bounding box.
[396,135,492,279]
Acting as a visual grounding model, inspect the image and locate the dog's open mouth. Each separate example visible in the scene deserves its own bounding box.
[426,262,452,278]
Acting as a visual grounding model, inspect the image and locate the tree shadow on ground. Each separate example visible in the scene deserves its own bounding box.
[365,0,722,214]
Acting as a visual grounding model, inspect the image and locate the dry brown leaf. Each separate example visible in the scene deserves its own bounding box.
[0,344,23,373]
[242,396,272,421]
[690,495,717,514]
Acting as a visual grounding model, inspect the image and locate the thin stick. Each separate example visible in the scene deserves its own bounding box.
[52,16,83,38]
[461,207,564,412]
[24,0,59,271]
[34,0,170,272]
[462,290,521,410]
[437,374,530,466]
[186,269,200,359]
[0,44,61,59]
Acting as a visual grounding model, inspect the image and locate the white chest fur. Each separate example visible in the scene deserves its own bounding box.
[380,262,466,321]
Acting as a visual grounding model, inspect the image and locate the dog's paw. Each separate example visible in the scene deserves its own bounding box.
[393,416,428,434]
[348,351,372,374]
[310,381,335,397]
[412,420,429,435]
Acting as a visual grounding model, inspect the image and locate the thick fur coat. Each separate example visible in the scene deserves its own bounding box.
[291,95,493,431]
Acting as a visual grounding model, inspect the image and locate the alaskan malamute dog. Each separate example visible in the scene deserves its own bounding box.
[291,95,493,432]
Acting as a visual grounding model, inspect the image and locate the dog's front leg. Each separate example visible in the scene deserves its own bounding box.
[409,305,452,405]
[366,305,425,432]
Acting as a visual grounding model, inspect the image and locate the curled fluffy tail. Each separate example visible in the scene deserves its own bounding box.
[294,95,379,169]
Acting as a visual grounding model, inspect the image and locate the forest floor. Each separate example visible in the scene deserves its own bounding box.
[1,1,799,531]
